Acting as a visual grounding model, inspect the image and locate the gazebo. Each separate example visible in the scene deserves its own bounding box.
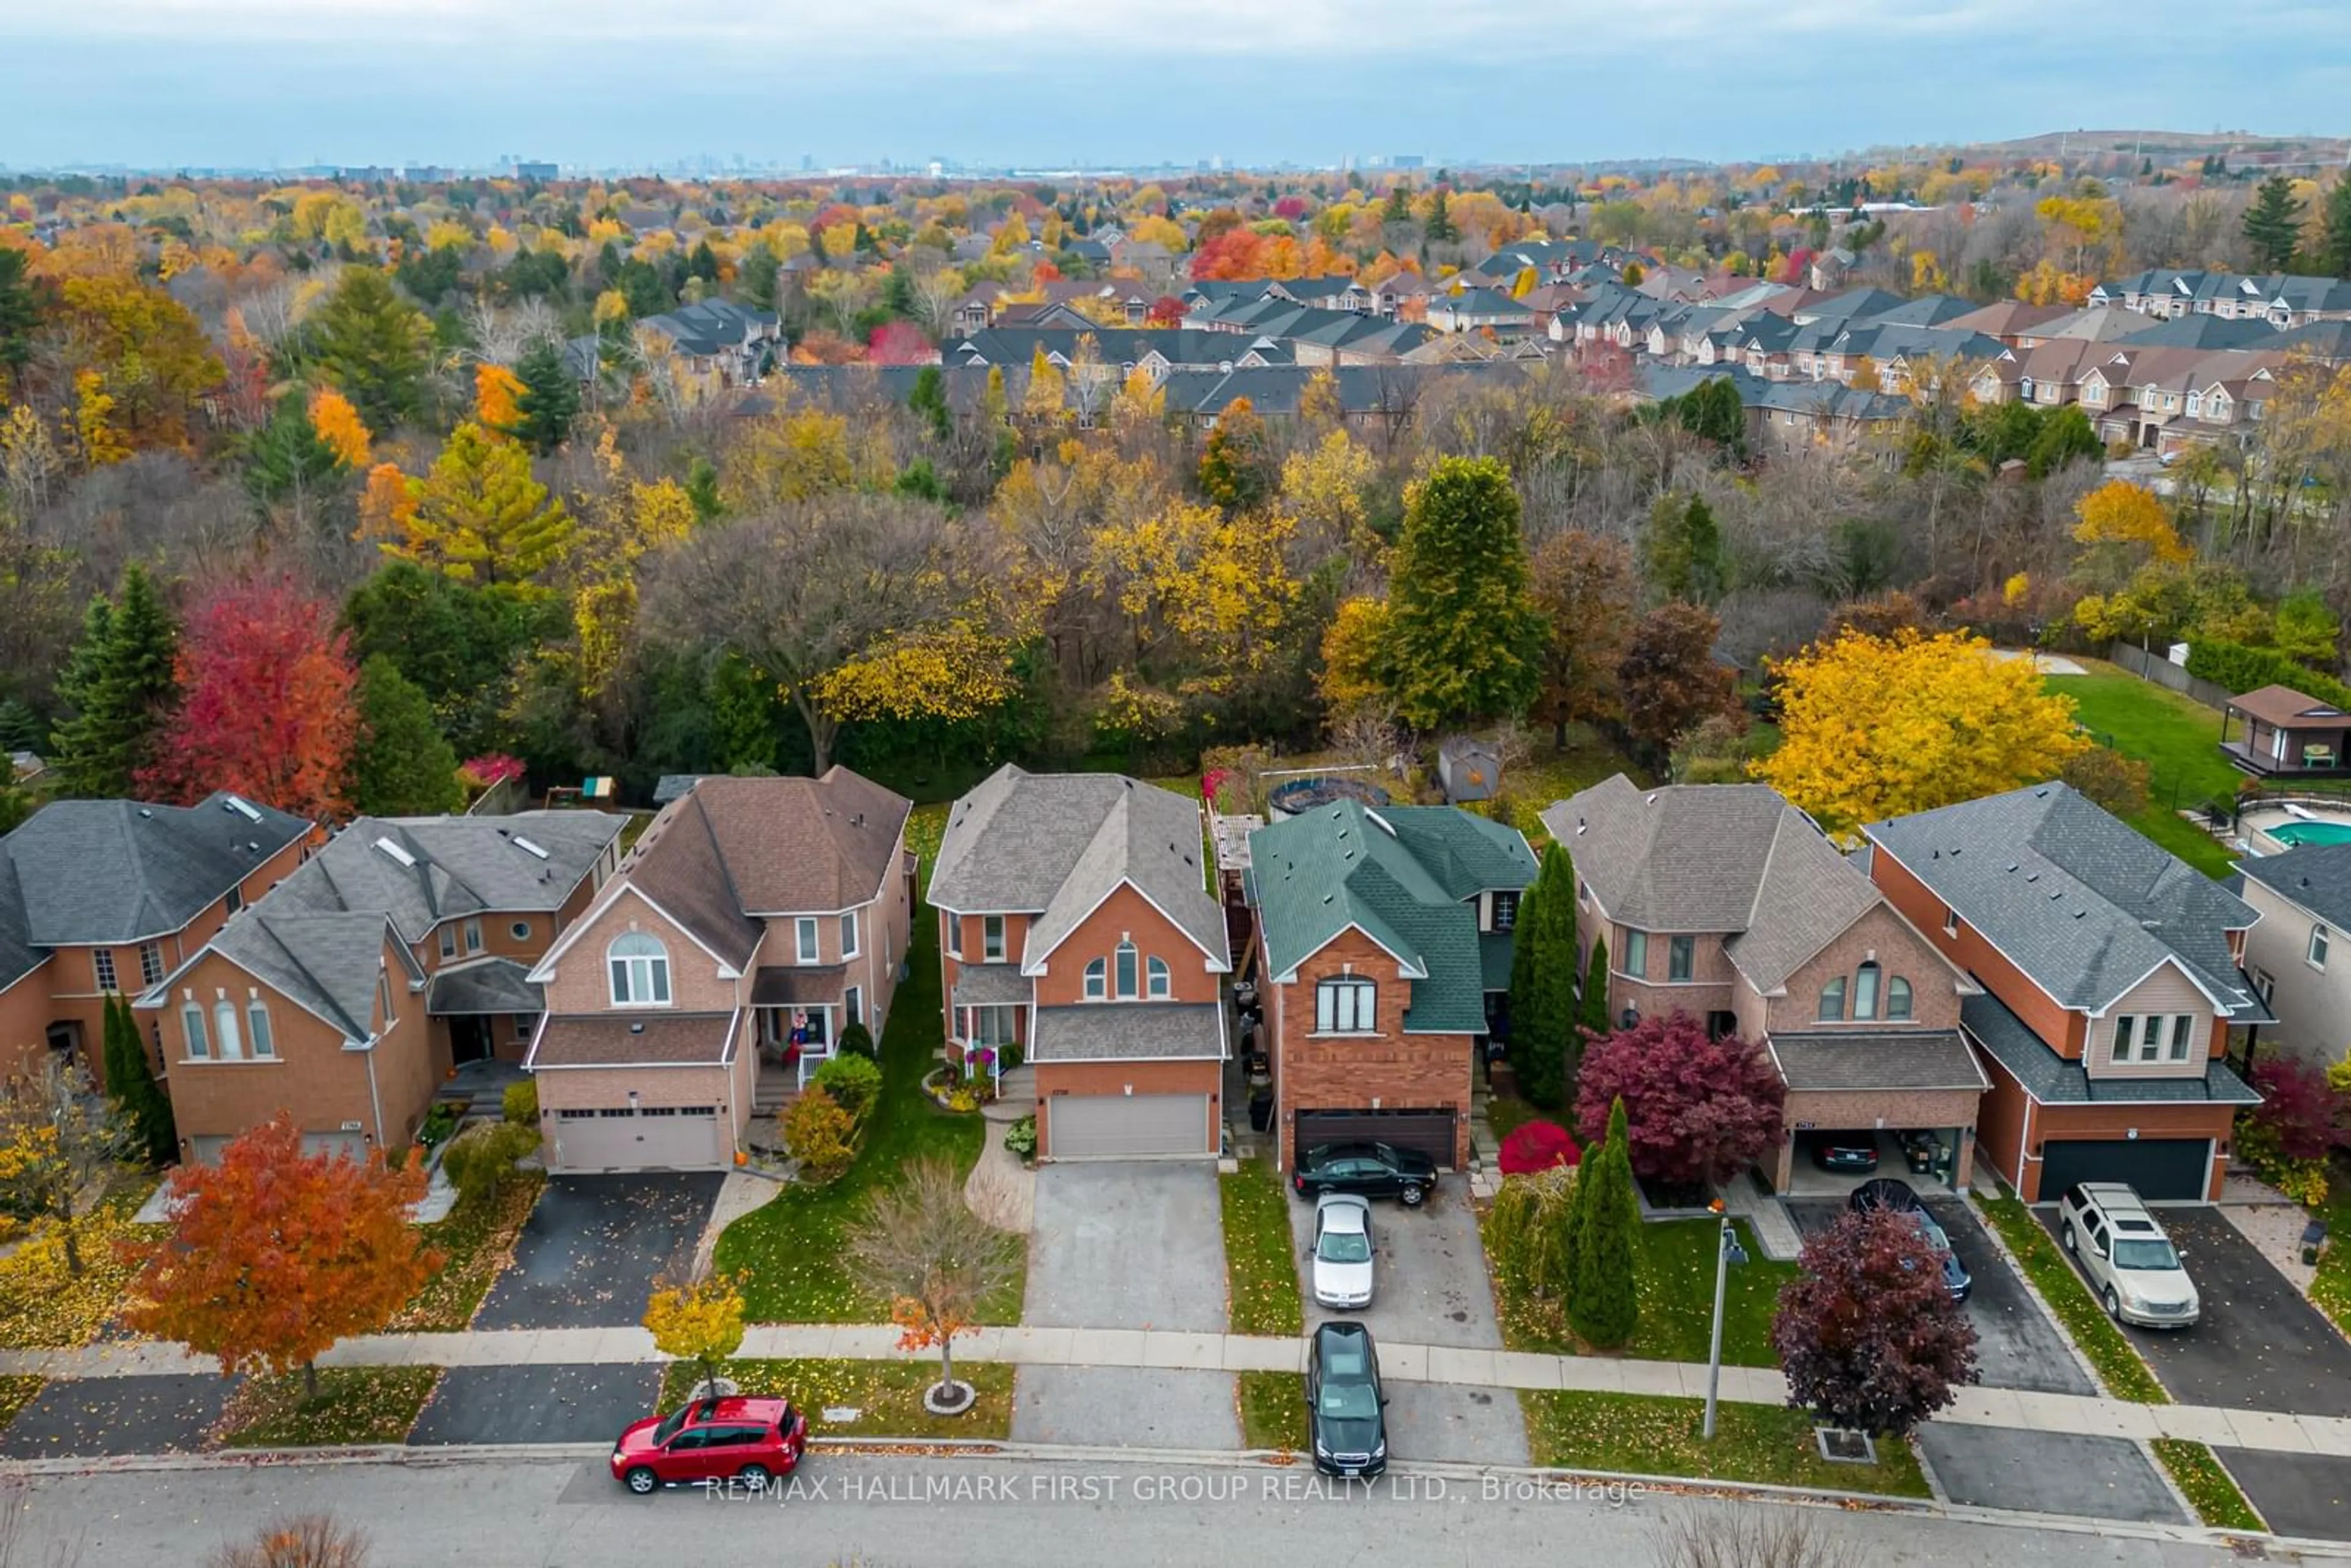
[2219,685,2351,779]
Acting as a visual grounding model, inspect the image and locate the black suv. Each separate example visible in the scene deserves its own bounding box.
[1307,1321,1387,1477]
[1293,1141,1436,1206]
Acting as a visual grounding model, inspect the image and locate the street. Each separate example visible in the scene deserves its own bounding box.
[0,1452,2273,1568]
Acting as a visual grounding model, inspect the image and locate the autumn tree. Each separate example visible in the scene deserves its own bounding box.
[244,388,345,508]
[388,421,575,590]
[102,991,176,1166]
[0,1057,130,1276]
[52,275,223,451]
[0,247,35,395]
[1616,601,1735,759]
[309,268,432,433]
[307,388,372,470]
[2243,174,2306,272]
[842,1158,1022,1410]
[1757,629,2088,837]
[125,1114,434,1398]
[350,655,462,816]
[1529,530,1634,746]
[51,563,179,798]
[1509,843,1580,1108]
[505,338,580,455]
[1772,1208,1978,1438]
[1574,1013,1785,1193]
[140,579,360,820]
[2070,478,2189,598]
[1317,596,1392,718]
[210,1515,373,1568]
[1197,397,1275,512]
[643,1267,748,1402]
[1381,456,1544,730]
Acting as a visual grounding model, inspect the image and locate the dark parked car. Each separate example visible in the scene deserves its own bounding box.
[1810,1137,1878,1173]
[611,1395,807,1495]
[1847,1177,1922,1215]
[1294,1141,1436,1206]
[1307,1321,1387,1478]
[1899,1210,1974,1302]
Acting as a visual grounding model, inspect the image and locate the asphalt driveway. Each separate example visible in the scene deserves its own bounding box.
[0,1374,236,1458]
[2033,1206,2351,1417]
[1782,1198,2093,1396]
[476,1173,726,1332]
[2213,1449,2351,1541]
[1916,1426,2184,1523]
[408,1363,666,1446]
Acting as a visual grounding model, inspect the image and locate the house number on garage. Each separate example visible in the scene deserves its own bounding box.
[1792,1122,1817,1130]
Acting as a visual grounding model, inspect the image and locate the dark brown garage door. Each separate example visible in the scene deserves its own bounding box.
[1295,1108,1457,1171]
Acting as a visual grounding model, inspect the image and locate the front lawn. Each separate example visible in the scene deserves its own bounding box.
[1975,1195,2166,1403]
[659,1358,1014,1442]
[214,1366,443,1449]
[1221,1160,1304,1338]
[0,1185,158,1350]
[0,1375,43,1434]
[1237,1370,1307,1452]
[1519,1389,1929,1498]
[1490,1214,1796,1367]
[390,1172,546,1333]
[2151,1438,2265,1531]
[714,911,1024,1322]
[2309,1174,2351,1339]
[2046,663,2241,879]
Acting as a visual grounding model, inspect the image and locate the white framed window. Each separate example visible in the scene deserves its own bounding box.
[246,998,274,1060]
[181,1001,210,1060]
[92,950,116,992]
[1818,977,1846,1022]
[514,1012,538,1041]
[2311,925,2331,970]
[1147,956,1171,999]
[1853,962,1881,1021]
[1941,910,1960,937]
[845,985,863,1027]
[140,942,165,987]
[1114,939,1138,999]
[2136,1015,2162,1063]
[1622,930,1648,979]
[1084,958,1106,1000]
[1490,891,1520,932]
[796,917,820,964]
[1316,977,1376,1033]
[971,1004,1018,1046]
[2113,1015,2135,1061]
[608,932,672,1006]
[1886,977,1913,1021]
[983,915,1005,962]
[439,926,457,960]
[2169,1012,2196,1062]
[840,910,860,960]
[377,970,394,1029]
[463,918,483,955]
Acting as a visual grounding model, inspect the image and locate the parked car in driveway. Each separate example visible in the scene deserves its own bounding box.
[1899,1210,1973,1302]
[1311,1194,1376,1308]
[1294,1141,1435,1206]
[1307,1320,1387,1478]
[1811,1136,1878,1173]
[611,1395,808,1494]
[1848,1177,1921,1214]
[2056,1183,2201,1327]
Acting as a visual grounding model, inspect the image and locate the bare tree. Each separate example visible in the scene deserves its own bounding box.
[1649,1509,1858,1568]
[841,1158,1021,1408]
[209,1515,369,1568]
[0,1059,131,1276]
[912,268,967,342]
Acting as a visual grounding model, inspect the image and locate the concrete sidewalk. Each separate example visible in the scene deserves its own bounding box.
[6,1322,2349,1460]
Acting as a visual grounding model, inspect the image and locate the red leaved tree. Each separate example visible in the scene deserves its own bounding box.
[866,320,936,366]
[123,1114,436,1398]
[1146,296,1185,326]
[138,577,358,819]
[1772,1207,1978,1436]
[2246,1056,2347,1161]
[1574,1011,1785,1191]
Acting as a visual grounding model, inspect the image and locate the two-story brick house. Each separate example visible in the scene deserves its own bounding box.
[0,793,314,1086]
[929,767,1232,1160]
[1867,782,2267,1202]
[135,811,626,1162]
[1250,801,1536,1171]
[1545,777,1985,1191]
[523,771,914,1172]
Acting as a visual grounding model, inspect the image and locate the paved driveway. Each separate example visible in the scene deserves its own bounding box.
[1916,1426,2184,1523]
[476,1173,726,1331]
[409,1364,666,1446]
[0,1375,235,1458]
[2213,1449,2351,1542]
[1288,1175,1528,1465]
[1783,1198,2093,1396]
[2034,1206,2351,1416]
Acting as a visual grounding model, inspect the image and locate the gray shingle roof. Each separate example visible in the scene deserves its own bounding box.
[1767,1030,1988,1093]
[930,767,1228,970]
[1030,1003,1224,1062]
[1962,992,2260,1106]
[4,792,310,946]
[2234,842,2351,932]
[0,852,37,992]
[161,910,414,1041]
[1865,783,2263,1019]
[426,958,544,1018]
[267,811,624,945]
[950,963,1031,1010]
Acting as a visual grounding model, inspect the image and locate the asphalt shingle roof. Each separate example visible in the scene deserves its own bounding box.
[269,812,624,945]
[186,911,413,1041]
[528,1012,740,1068]
[2235,842,2351,932]
[950,963,1032,1010]
[1962,992,2260,1106]
[426,958,544,1018]
[1030,1003,1224,1062]
[1766,1030,1988,1093]
[4,792,310,947]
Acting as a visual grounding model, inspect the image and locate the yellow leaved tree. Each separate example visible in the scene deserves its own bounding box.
[383,421,574,591]
[307,387,371,470]
[642,1269,746,1403]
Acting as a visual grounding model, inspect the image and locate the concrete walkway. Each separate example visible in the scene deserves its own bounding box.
[6,1324,2350,1460]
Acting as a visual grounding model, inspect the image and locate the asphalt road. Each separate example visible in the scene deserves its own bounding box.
[1,1454,2253,1568]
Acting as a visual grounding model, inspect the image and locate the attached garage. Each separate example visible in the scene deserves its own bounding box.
[525,1013,748,1174]
[1044,1093,1213,1159]
[1294,1108,1458,1171]
[1030,1004,1226,1160]
[191,1130,369,1164]
[2037,1137,2212,1204]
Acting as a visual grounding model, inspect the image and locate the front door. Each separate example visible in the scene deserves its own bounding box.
[450,1016,493,1066]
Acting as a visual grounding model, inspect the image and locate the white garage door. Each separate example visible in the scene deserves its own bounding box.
[549,1106,724,1171]
[1048,1094,1210,1159]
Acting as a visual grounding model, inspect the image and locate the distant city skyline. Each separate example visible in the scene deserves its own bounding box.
[7,1,2349,174]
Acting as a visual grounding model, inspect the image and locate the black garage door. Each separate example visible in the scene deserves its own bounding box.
[1295,1108,1457,1171]
[2039,1138,2211,1202]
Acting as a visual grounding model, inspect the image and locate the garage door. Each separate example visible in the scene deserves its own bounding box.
[1047,1094,1211,1159]
[2038,1138,2211,1203]
[190,1131,367,1165]
[1295,1108,1457,1171]
[549,1106,724,1171]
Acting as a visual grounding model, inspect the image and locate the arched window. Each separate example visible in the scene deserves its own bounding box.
[214,997,244,1060]
[609,932,672,1006]
[247,998,276,1059]
[1146,956,1171,999]
[1886,977,1913,1021]
[1817,976,1847,1022]
[182,1001,211,1060]
[1084,958,1107,1000]
[1316,977,1376,1033]
[1115,939,1139,999]
[1853,962,1882,1021]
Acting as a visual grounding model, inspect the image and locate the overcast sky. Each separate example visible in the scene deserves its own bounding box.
[8,0,2351,172]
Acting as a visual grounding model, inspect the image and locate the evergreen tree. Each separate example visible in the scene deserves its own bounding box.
[1580,933,1613,1039]
[102,992,176,1166]
[1423,189,1458,243]
[2242,174,2306,272]
[0,246,37,396]
[351,655,463,816]
[1382,184,1414,225]
[909,366,953,443]
[504,339,580,456]
[1509,844,1580,1107]
[1568,1097,1641,1349]
[309,267,432,433]
[684,456,726,521]
[1381,456,1545,730]
[243,388,343,506]
[52,565,181,798]
[1642,493,1725,606]
[2320,177,2351,282]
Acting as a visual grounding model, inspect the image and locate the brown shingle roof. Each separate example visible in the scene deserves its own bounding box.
[527,1012,740,1068]
[2227,683,2350,729]
[689,770,912,913]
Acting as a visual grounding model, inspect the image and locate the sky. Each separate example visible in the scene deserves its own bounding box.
[6,0,2351,173]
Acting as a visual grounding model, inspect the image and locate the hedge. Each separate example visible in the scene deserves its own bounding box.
[2185,640,2351,711]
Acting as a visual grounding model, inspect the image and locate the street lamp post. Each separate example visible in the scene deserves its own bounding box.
[1702,1197,1749,1441]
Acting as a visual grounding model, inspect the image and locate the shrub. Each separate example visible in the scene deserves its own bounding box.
[1487,1165,1576,1300]
[2188,639,2351,711]
[836,1022,877,1061]
[1575,1013,1785,1191]
[812,1054,882,1119]
[783,1089,856,1180]
[415,1103,460,1149]
[439,1120,539,1207]
[501,1080,538,1128]
[2059,745,2151,820]
[997,1041,1024,1071]
[209,1514,372,1568]
[1003,1116,1038,1161]
[2245,1056,2346,1163]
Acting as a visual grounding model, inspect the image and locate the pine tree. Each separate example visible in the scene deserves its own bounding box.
[504,339,580,456]
[309,267,432,433]
[0,247,37,396]
[2242,174,2306,272]
[1382,184,1413,225]
[351,655,463,816]
[1509,844,1580,1107]
[1423,190,1458,244]
[389,421,574,590]
[2320,177,2351,282]
[243,387,343,505]
[101,992,176,1166]
[1580,932,1613,1040]
[1568,1097,1641,1349]
[1643,493,1725,606]
[51,565,180,798]
[1381,456,1545,730]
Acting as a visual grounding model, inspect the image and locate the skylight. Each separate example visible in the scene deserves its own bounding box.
[1365,809,1398,838]
[223,795,263,822]
[512,836,550,860]
[373,836,416,868]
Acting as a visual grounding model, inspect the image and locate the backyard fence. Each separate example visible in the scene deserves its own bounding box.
[2105,642,2235,711]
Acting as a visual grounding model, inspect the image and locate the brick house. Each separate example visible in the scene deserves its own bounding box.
[524,771,914,1172]
[1250,801,1536,1171]
[0,793,314,1087]
[1544,777,1984,1191]
[134,812,626,1162]
[1865,782,2267,1202]
[928,767,1231,1160]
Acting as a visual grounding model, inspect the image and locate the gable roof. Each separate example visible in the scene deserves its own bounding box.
[261,811,624,945]
[148,910,418,1041]
[2235,842,2351,932]
[681,771,912,914]
[2226,684,2349,729]
[2,793,312,948]
[1865,782,2263,1020]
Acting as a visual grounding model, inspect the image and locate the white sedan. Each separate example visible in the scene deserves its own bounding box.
[1311,1193,1375,1309]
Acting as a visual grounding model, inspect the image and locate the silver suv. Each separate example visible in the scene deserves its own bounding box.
[2055,1182,2200,1327]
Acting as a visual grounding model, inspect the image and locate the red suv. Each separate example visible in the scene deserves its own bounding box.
[610,1395,808,1495]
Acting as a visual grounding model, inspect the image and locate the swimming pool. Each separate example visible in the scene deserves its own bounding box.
[2267,822,2351,847]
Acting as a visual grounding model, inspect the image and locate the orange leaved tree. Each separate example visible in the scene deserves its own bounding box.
[124,1114,436,1398]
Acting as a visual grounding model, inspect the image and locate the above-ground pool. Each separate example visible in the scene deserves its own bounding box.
[2266,821,2351,847]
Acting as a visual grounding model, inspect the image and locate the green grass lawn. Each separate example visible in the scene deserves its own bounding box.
[2046,661,2241,878]
[1518,1390,1930,1498]
[660,1358,1014,1442]
[214,1367,443,1448]
[391,1172,547,1332]
[1976,1194,2167,1403]
[2151,1438,2265,1531]
[1237,1370,1307,1452]
[714,909,1025,1323]
[0,1375,42,1435]
[1221,1160,1305,1338]
[1490,1214,1796,1367]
